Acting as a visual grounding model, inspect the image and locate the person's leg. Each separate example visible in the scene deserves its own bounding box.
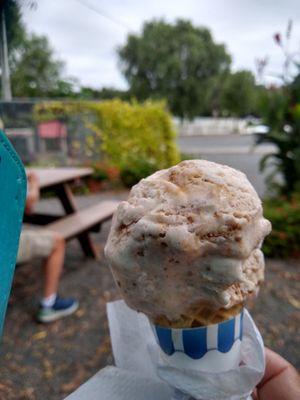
[17,229,78,322]
[42,233,65,298]
[31,230,79,323]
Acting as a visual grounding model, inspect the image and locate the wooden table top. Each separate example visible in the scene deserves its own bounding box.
[26,167,93,189]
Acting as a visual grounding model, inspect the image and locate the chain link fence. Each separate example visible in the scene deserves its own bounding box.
[0,101,101,166]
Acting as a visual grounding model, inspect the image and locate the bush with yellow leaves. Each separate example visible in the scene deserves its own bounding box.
[34,99,180,186]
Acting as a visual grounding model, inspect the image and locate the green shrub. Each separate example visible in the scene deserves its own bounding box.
[256,87,300,195]
[91,161,120,182]
[120,157,157,187]
[263,194,300,258]
[34,100,180,186]
[89,99,179,170]
[93,168,109,181]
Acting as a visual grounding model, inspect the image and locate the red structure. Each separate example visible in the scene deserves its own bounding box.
[38,121,67,139]
[37,121,68,154]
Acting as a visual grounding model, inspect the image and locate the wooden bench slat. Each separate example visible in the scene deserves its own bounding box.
[46,200,119,240]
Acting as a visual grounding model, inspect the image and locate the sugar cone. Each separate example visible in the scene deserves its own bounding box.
[153,302,243,328]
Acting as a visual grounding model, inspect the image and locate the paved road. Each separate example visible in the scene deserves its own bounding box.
[177,134,276,197]
[177,134,275,154]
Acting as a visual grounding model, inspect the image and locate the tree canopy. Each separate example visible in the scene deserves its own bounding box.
[4,0,26,51]
[119,19,231,119]
[10,34,70,98]
[78,86,129,101]
[220,70,258,116]
[3,8,263,117]
[2,1,75,98]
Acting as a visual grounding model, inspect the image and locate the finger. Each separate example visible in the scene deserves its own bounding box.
[257,348,300,400]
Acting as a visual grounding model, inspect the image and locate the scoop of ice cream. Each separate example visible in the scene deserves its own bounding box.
[105,160,271,324]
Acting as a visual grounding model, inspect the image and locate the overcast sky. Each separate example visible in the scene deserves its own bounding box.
[23,0,300,89]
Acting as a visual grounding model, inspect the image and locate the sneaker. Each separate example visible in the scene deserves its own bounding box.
[37,296,79,323]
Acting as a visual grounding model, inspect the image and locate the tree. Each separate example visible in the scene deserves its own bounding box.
[78,86,129,100]
[118,19,231,119]
[1,1,75,98]
[220,70,258,116]
[1,1,37,99]
[4,0,27,51]
[96,87,129,101]
[10,33,75,98]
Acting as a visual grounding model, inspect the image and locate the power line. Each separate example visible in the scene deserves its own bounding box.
[74,0,131,31]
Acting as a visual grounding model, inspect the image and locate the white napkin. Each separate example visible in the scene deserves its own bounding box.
[107,300,265,400]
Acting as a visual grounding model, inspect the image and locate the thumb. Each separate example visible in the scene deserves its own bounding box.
[256,348,300,400]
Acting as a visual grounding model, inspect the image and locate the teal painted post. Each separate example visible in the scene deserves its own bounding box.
[0,130,27,337]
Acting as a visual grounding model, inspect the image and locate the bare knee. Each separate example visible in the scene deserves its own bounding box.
[53,232,65,250]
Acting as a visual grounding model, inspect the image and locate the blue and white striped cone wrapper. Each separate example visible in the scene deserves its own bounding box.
[107,301,265,400]
[151,311,244,373]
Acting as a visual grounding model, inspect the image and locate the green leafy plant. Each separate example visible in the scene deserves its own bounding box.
[119,157,157,187]
[34,99,180,188]
[89,99,179,169]
[91,161,120,182]
[263,195,300,258]
[92,167,109,182]
[257,87,300,195]
[256,21,300,196]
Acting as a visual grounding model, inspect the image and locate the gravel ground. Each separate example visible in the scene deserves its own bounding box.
[0,192,299,400]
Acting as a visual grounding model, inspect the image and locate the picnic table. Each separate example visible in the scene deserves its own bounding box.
[24,167,118,259]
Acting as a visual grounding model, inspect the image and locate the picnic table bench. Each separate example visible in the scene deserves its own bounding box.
[24,168,119,259]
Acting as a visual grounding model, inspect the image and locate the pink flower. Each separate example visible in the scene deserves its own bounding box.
[274,33,281,45]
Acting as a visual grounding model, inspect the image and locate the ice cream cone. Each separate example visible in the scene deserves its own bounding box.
[151,308,245,372]
[153,302,244,328]
[105,159,271,346]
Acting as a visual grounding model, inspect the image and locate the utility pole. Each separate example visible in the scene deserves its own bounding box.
[0,8,12,101]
